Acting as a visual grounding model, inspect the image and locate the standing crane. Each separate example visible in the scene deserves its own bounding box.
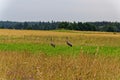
[50,37,55,48]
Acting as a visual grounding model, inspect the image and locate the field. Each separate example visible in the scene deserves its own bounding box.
[0,29,120,80]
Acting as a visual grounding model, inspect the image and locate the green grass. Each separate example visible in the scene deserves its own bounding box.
[0,43,120,56]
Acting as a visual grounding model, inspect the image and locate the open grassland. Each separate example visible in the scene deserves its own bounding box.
[0,29,120,55]
[0,29,120,80]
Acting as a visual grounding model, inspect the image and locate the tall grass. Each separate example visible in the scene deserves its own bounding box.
[0,52,120,80]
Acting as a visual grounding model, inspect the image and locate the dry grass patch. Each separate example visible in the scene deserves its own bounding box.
[0,52,120,80]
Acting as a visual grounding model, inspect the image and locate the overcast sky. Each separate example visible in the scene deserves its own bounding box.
[0,0,120,22]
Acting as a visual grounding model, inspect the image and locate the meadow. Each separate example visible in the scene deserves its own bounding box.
[0,29,120,80]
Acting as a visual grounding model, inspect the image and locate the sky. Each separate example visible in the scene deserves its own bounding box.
[0,0,120,22]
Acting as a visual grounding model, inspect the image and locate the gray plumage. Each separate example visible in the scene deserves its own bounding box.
[66,37,72,47]
[50,37,55,48]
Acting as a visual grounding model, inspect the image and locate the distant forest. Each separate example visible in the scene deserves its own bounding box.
[0,21,120,32]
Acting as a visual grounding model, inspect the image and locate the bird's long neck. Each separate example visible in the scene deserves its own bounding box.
[51,38,53,41]
[66,37,68,41]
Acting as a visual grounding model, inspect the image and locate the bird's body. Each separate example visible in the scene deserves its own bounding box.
[66,41,72,47]
[66,37,72,47]
[50,37,55,48]
[50,42,55,48]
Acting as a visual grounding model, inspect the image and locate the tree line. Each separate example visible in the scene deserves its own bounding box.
[0,21,120,32]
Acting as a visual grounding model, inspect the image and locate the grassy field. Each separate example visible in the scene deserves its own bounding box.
[0,29,120,55]
[0,29,120,80]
